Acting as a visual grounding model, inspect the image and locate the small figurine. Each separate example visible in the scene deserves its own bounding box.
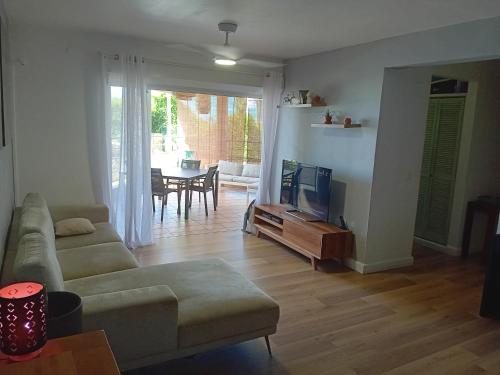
[290,93,301,105]
[344,116,352,126]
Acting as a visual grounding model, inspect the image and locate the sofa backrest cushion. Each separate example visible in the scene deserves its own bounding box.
[23,192,48,210]
[13,232,64,292]
[17,194,55,241]
[241,163,261,178]
[218,160,243,176]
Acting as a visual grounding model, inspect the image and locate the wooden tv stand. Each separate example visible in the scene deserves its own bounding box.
[253,204,353,270]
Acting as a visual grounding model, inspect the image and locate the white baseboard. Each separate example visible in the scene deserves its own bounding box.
[414,237,461,256]
[362,256,415,274]
[344,256,414,274]
[344,257,365,273]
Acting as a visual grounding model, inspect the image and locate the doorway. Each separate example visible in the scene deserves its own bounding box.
[415,90,466,245]
[150,90,263,239]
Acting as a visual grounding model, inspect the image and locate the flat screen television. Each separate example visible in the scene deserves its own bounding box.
[280,160,332,222]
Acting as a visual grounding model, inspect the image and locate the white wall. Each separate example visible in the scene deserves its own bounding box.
[0,8,16,267]
[365,67,432,269]
[274,16,500,272]
[11,24,267,205]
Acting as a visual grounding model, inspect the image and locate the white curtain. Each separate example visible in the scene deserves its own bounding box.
[97,54,153,248]
[256,71,284,205]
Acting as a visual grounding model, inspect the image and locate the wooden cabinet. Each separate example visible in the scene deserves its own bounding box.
[254,204,353,270]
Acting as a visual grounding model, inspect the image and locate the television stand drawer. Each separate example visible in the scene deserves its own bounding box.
[283,220,323,252]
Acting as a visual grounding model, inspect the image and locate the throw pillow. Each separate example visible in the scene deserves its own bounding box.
[218,160,244,176]
[55,218,96,237]
[241,163,261,178]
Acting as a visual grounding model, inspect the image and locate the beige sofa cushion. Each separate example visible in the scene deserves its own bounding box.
[50,205,109,224]
[17,206,55,241]
[82,286,178,366]
[241,163,260,178]
[64,258,279,349]
[18,192,53,239]
[55,218,96,237]
[57,242,139,280]
[218,160,243,176]
[22,192,48,210]
[55,222,122,250]
[13,233,64,292]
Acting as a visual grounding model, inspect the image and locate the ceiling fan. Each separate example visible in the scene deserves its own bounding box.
[164,21,284,69]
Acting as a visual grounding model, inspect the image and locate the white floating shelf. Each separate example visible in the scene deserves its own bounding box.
[282,103,311,108]
[311,123,362,128]
[281,104,327,108]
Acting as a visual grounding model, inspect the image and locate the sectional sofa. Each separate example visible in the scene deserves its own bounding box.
[0,193,279,370]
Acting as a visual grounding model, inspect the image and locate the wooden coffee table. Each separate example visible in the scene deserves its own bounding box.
[0,331,120,375]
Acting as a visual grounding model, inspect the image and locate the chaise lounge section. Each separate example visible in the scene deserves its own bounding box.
[0,193,279,371]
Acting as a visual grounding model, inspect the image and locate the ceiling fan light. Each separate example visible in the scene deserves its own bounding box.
[214,58,236,66]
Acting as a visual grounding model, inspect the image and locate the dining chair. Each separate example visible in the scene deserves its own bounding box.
[181,159,202,201]
[151,168,182,221]
[181,159,201,169]
[189,165,218,216]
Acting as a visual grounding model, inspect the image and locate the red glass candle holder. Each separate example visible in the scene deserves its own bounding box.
[0,282,48,361]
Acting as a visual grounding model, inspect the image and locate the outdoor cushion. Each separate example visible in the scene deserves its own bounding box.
[57,242,139,280]
[55,218,96,237]
[232,176,260,184]
[55,222,122,250]
[218,173,235,182]
[241,164,261,178]
[64,258,280,349]
[13,232,65,292]
[218,160,243,176]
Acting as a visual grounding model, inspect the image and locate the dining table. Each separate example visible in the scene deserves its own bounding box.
[162,167,219,220]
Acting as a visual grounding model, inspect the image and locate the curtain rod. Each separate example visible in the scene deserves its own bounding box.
[102,53,267,77]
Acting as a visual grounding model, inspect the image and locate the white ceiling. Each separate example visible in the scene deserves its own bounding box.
[5,0,500,60]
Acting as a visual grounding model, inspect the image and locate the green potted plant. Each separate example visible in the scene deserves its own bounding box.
[324,110,333,124]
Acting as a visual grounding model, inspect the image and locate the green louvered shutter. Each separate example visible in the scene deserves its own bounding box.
[415,100,438,238]
[415,97,465,245]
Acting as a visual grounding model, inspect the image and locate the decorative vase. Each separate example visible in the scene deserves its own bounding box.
[299,90,309,105]
[306,91,312,104]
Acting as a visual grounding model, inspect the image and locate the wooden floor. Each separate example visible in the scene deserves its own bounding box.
[130,230,500,375]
